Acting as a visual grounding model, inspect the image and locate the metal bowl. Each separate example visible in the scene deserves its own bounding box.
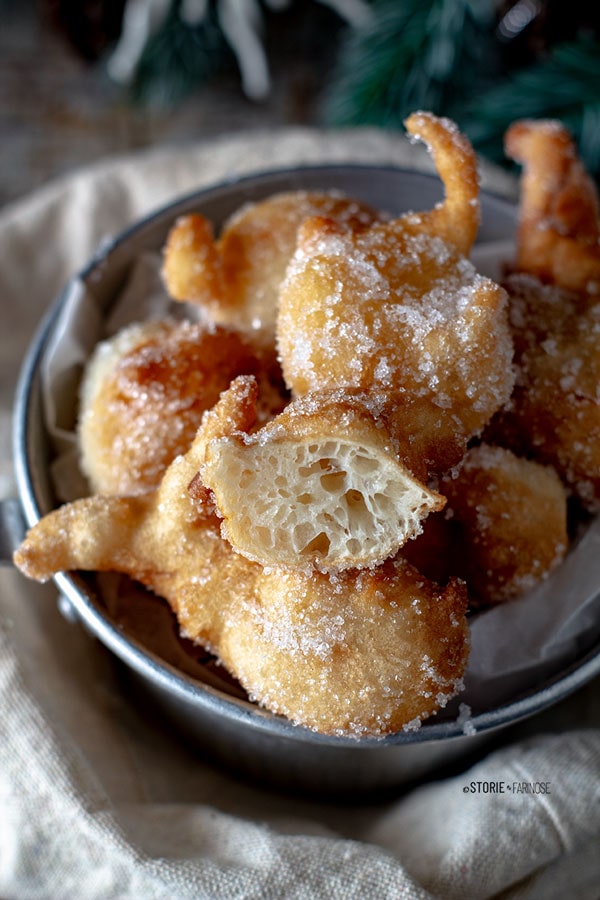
[9,164,600,797]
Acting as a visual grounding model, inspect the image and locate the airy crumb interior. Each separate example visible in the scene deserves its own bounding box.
[208,438,437,567]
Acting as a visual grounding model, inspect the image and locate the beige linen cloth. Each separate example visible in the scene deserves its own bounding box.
[0,127,599,900]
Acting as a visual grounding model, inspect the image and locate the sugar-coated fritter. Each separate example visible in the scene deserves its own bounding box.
[505,119,600,295]
[277,112,514,448]
[201,383,445,572]
[441,445,568,606]
[161,190,379,343]
[404,444,569,607]
[487,273,600,509]
[78,318,286,495]
[14,378,469,737]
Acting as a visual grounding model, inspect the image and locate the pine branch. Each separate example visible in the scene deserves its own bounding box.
[320,0,495,128]
[131,3,233,107]
[462,38,600,179]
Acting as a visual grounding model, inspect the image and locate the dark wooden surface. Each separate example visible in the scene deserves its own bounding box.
[0,2,334,210]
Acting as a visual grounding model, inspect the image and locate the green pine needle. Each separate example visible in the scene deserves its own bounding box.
[322,0,600,181]
[131,4,233,107]
[462,38,600,179]
[321,0,495,128]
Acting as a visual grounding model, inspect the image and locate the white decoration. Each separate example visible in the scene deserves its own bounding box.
[107,0,373,98]
[218,0,271,101]
[107,0,173,85]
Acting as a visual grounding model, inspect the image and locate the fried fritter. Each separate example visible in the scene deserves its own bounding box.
[442,445,567,606]
[403,444,568,607]
[277,112,514,450]
[505,118,600,295]
[487,273,600,509]
[78,318,286,495]
[201,385,445,572]
[162,190,379,343]
[14,378,469,736]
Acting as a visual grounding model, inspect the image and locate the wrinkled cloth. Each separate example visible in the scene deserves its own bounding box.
[0,127,599,900]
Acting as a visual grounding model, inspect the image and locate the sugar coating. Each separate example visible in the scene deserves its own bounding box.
[223,557,469,736]
[162,190,380,342]
[441,443,569,606]
[493,273,600,510]
[277,221,514,436]
[78,318,280,495]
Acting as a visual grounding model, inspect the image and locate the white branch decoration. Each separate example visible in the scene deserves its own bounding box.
[107,0,173,84]
[218,0,271,101]
[180,0,210,26]
[107,0,373,99]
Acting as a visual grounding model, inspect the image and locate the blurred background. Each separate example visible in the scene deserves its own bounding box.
[1,0,599,210]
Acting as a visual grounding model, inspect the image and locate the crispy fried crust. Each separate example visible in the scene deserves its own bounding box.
[234,561,469,736]
[277,114,514,448]
[13,402,469,736]
[161,190,379,342]
[440,445,568,607]
[403,111,480,256]
[505,119,600,294]
[487,273,600,509]
[403,444,569,607]
[78,319,286,496]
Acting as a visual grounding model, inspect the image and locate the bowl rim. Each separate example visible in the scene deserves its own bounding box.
[12,161,600,749]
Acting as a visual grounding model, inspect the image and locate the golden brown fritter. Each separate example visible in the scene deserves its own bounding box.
[162,190,379,344]
[439,445,568,607]
[201,385,445,572]
[277,113,514,451]
[505,119,600,295]
[78,318,286,495]
[487,273,600,509]
[14,378,469,736]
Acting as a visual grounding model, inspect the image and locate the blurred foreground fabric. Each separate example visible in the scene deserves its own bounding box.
[0,127,598,899]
